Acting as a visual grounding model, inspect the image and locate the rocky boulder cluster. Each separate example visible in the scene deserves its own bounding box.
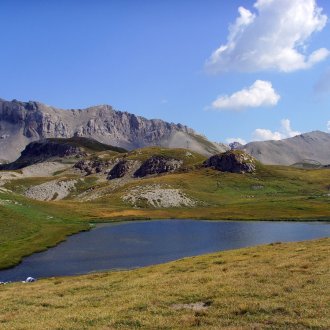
[107,160,132,179]
[134,155,183,178]
[107,155,183,180]
[204,150,256,174]
[74,159,113,175]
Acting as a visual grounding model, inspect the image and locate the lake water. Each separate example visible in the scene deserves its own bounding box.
[1,220,330,282]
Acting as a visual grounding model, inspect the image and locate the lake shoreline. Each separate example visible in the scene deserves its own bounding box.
[1,216,330,272]
[1,219,330,282]
[1,237,329,329]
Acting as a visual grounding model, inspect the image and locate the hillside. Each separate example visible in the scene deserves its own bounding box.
[0,146,329,269]
[0,98,227,162]
[240,131,330,165]
[0,137,126,170]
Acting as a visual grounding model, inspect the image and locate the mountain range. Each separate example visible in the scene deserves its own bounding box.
[238,131,330,166]
[0,98,329,165]
[0,98,226,162]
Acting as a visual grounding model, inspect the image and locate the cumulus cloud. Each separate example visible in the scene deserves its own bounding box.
[327,121,330,131]
[226,137,247,145]
[206,0,329,73]
[253,119,301,141]
[211,80,280,110]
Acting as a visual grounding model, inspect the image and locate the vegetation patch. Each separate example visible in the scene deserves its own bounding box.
[0,239,329,329]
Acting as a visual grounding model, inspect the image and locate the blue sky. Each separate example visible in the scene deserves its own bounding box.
[0,0,329,144]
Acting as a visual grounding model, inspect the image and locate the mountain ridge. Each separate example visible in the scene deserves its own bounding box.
[0,98,227,162]
[239,130,330,165]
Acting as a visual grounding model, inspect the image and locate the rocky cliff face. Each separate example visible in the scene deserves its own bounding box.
[0,98,227,162]
[108,160,132,180]
[134,156,183,178]
[204,150,256,174]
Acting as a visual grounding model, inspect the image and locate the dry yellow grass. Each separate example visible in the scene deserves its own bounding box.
[0,238,329,329]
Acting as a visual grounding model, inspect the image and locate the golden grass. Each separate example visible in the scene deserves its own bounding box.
[0,238,329,329]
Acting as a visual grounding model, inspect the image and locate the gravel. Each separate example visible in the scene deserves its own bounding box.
[25,179,77,201]
[122,184,197,208]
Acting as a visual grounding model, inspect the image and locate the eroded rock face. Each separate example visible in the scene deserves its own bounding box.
[134,156,183,178]
[74,159,113,175]
[204,151,256,174]
[107,160,131,180]
[0,98,227,162]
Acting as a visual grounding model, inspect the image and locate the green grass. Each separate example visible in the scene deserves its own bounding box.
[66,164,330,222]
[0,147,329,270]
[47,137,127,153]
[0,192,89,269]
[125,146,206,167]
[0,238,329,329]
[0,146,329,328]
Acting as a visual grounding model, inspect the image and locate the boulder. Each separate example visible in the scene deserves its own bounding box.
[74,159,112,175]
[204,150,256,174]
[107,160,131,180]
[134,155,183,178]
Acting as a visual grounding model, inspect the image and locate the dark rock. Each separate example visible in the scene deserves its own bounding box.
[74,159,113,176]
[107,160,131,180]
[0,140,86,170]
[134,155,183,178]
[204,150,256,174]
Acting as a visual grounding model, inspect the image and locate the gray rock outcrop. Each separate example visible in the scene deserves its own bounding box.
[204,151,256,174]
[74,159,113,176]
[0,98,227,162]
[134,155,183,177]
[107,160,131,180]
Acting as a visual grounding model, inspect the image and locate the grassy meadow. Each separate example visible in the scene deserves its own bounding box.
[0,238,329,329]
[0,146,329,329]
[0,148,329,269]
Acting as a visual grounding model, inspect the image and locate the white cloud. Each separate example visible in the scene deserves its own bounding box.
[211,80,280,110]
[206,0,329,73]
[327,121,330,131]
[253,128,283,141]
[226,137,247,145]
[253,119,301,141]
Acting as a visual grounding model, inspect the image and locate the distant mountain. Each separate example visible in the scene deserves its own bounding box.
[0,98,227,162]
[240,131,330,165]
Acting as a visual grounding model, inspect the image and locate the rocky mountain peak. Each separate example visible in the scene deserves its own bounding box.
[0,98,227,162]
